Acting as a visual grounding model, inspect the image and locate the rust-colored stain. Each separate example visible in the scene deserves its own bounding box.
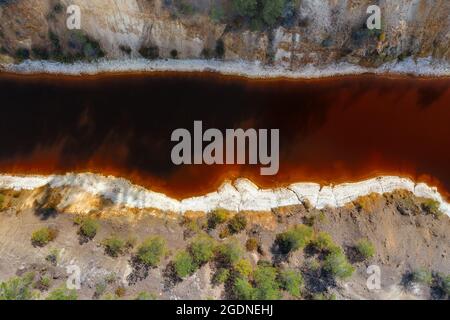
[0,72,449,200]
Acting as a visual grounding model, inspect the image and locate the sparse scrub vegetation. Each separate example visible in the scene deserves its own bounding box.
[421,199,443,219]
[46,286,78,300]
[102,236,126,257]
[275,224,313,254]
[173,250,197,278]
[189,235,216,265]
[323,248,354,280]
[136,236,167,267]
[411,268,433,286]
[78,218,99,240]
[355,239,375,260]
[0,272,37,300]
[245,237,259,252]
[207,208,230,229]
[31,227,58,246]
[278,269,303,298]
[228,213,247,234]
[135,291,157,300]
[310,231,336,252]
[213,268,230,284]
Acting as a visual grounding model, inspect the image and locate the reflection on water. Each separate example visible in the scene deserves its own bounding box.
[0,72,449,199]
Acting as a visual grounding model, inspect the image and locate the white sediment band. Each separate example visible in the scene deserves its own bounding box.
[1,57,449,78]
[0,173,448,217]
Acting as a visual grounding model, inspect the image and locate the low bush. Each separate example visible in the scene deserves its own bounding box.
[217,241,243,265]
[245,237,259,252]
[0,272,37,300]
[207,208,230,229]
[275,225,313,254]
[228,213,247,234]
[442,275,450,295]
[253,265,281,300]
[233,276,255,300]
[323,248,354,280]
[189,235,216,265]
[355,239,375,260]
[213,268,230,284]
[173,250,197,278]
[46,286,78,300]
[31,227,58,246]
[233,259,253,278]
[311,232,335,252]
[421,199,443,218]
[411,268,433,286]
[279,269,303,298]
[78,218,99,240]
[102,236,126,257]
[135,291,157,300]
[136,236,167,267]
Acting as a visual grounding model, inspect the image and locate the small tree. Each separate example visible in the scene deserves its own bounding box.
[31,227,58,247]
[355,239,375,260]
[173,250,197,278]
[275,225,313,254]
[136,237,167,267]
[279,269,303,298]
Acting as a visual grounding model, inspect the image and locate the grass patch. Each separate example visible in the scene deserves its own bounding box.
[31,227,58,247]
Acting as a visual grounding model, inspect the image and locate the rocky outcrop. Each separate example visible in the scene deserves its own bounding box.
[0,0,449,74]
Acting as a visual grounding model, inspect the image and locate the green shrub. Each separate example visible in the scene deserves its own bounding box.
[275,225,313,254]
[46,286,77,300]
[79,218,98,239]
[136,237,167,267]
[102,236,126,257]
[0,272,37,300]
[442,275,450,295]
[323,248,354,280]
[135,291,157,300]
[421,199,443,218]
[355,239,375,260]
[189,235,216,265]
[311,232,335,252]
[262,0,285,26]
[253,265,281,300]
[217,241,243,265]
[213,268,230,284]
[173,250,197,278]
[411,268,433,286]
[31,227,57,246]
[210,4,225,23]
[45,248,60,265]
[233,259,253,278]
[228,213,247,234]
[34,276,51,291]
[233,0,258,17]
[207,208,230,229]
[233,277,255,300]
[279,269,303,298]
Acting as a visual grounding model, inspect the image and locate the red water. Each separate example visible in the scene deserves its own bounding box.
[0,72,449,199]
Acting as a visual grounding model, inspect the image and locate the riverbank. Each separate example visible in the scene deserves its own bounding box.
[1,57,449,79]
